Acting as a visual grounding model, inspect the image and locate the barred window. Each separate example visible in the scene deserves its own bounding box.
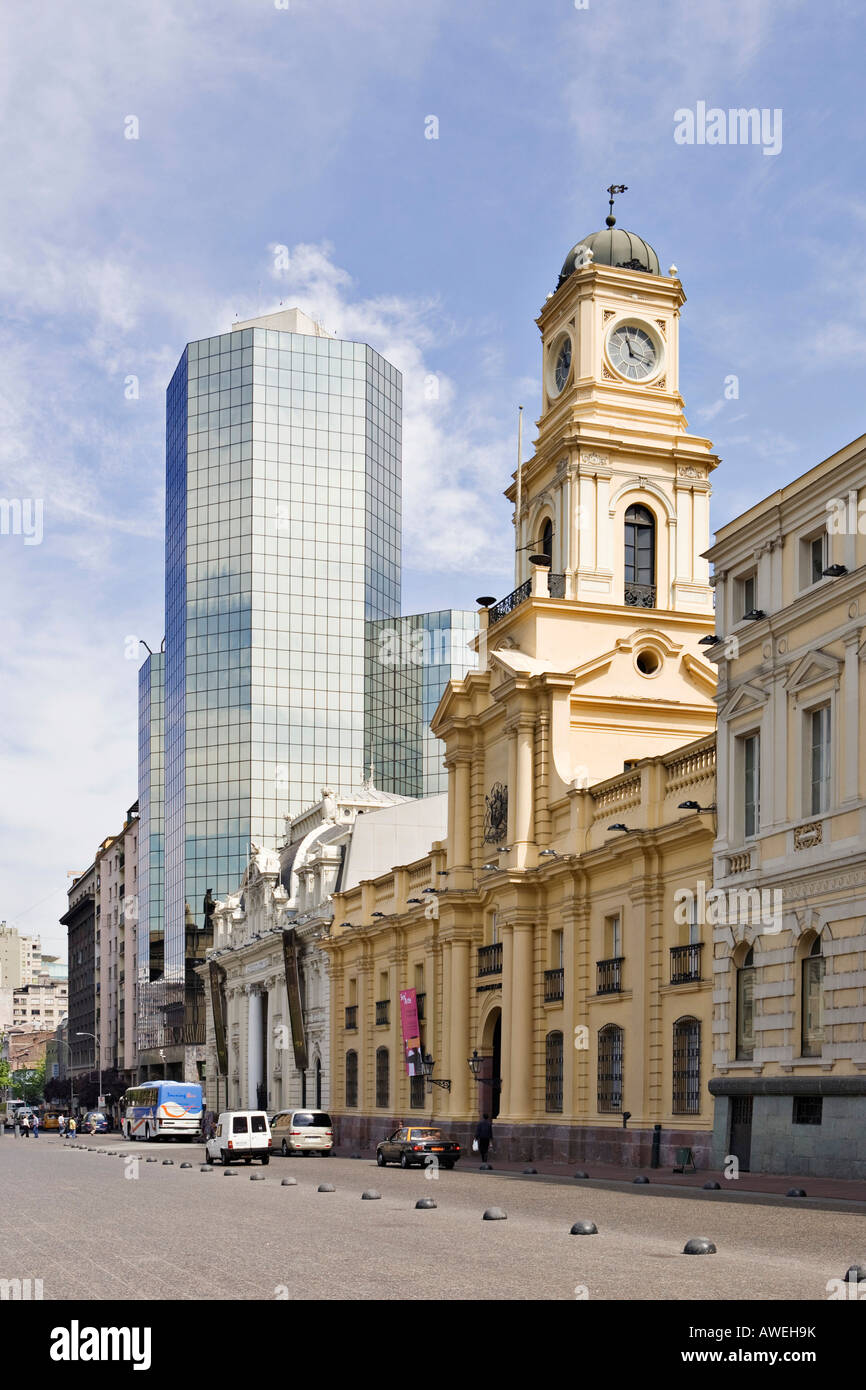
[375,1047,389,1109]
[545,1031,564,1113]
[597,1024,623,1113]
[345,1050,358,1109]
[672,1017,701,1114]
[409,1074,425,1109]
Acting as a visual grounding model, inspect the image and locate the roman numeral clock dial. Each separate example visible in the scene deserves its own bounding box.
[606,322,660,381]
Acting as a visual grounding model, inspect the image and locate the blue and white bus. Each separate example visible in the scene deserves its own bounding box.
[121,1082,203,1141]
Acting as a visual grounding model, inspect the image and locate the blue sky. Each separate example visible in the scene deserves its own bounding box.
[2,0,865,957]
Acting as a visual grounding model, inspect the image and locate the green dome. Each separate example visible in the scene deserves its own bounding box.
[558,226,660,287]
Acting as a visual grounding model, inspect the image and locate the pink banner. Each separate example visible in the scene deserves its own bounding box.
[400,988,423,1076]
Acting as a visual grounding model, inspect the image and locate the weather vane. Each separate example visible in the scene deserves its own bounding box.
[606,183,628,227]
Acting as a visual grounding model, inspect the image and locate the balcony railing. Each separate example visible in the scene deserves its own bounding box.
[624,582,656,608]
[544,967,564,1002]
[488,579,531,626]
[596,957,624,995]
[416,992,426,1021]
[670,943,703,984]
[345,1005,358,1031]
[375,999,390,1026]
[478,943,503,976]
[488,574,567,625]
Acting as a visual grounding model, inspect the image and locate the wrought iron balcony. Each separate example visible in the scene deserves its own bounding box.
[488,574,566,625]
[478,942,503,976]
[345,1004,358,1030]
[375,999,390,1026]
[488,579,531,626]
[544,967,564,1002]
[624,582,656,608]
[596,956,624,995]
[670,942,703,984]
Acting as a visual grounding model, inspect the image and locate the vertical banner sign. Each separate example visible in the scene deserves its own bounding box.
[400,988,423,1076]
[208,959,229,1077]
[281,929,309,1072]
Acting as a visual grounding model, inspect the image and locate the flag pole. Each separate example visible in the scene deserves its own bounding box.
[514,405,524,586]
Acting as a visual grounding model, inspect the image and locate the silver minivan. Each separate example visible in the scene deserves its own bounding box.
[205,1110,271,1165]
[270,1110,333,1156]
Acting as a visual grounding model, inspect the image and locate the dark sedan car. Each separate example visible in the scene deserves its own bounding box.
[376,1126,461,1169]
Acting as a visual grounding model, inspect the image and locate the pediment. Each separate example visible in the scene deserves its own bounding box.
[568,628,715,701]
[784,649,841,694]
[718,682,768,721]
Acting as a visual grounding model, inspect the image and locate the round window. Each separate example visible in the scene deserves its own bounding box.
[635,648,661,676]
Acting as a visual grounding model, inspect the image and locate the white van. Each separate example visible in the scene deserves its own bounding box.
[205,1111,271,1166]
[270,1109,334,1156]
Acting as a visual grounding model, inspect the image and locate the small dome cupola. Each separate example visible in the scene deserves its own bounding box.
[557,184,660,287]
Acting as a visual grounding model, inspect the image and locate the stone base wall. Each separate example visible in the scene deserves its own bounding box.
[334,1113,712,1169]
[712,1094,866,1179]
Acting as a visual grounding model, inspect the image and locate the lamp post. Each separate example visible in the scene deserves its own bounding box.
[468,1050,502,1090]
[55,1036,74,1115]
[76,1031,101,1110]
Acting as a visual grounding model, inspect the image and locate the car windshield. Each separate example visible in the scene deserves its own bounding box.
[292,1112,331,1127]
[409,1129,442,1140]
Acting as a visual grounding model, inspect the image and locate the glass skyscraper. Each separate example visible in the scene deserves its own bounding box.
[136,651,164,1051]
[365,610,478,796]
[147,309,402,1067]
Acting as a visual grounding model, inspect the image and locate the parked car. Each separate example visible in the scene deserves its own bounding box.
[270,1110,334,1157]
[81,1111,110,1134]
[205,1111,271,1166]
[376,1126,461,1169]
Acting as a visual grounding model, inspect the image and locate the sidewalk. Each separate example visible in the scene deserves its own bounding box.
[335,1146,866,1204]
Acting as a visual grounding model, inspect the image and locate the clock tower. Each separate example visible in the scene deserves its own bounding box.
[513,200,716,616]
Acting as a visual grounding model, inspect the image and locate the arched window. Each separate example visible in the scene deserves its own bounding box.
[624,504,656,607]
[545,1031,563,1113]
[672,1017,701,1114]
[375,1047,390,1109]
[597,1024,624,1113]
[541,518,554,566]
[802,936,825,1057]
[345,1050,358,1108]
[736,946,755,1060]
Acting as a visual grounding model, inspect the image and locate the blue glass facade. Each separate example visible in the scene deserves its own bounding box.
[161,324,402,998]
[364,609,478,796]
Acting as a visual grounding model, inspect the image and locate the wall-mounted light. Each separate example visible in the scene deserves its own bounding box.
[678,800,716,813]
[743,609,766,621]
[823,564,848,578]
[608,824,631,833]
[539,848,559,858]
[698,635,721,646]
[481,863,498,872]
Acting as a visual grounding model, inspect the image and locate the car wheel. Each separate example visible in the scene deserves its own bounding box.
[244,1156,252,1165]
[281,1139,289,1156]
[261,1155,270,1166]
[144,1123,150,1142]
[376,1151,386,1167]
[400,1153,409,1169]
[205,1149,213,1165]
[442,1160,455,1170]
[221,1150,230,1166]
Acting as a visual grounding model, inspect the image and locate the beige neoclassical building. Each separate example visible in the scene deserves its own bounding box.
[324,211,727,1163]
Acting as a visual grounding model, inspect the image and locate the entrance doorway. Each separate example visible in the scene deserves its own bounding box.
[477,1007,502,1121]
[729,1095,753,1173]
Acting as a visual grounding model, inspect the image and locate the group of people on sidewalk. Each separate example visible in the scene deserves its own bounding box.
[10,1113,77,1137]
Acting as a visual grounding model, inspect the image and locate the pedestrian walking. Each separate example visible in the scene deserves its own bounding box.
[32,1113,39,1138]
[58,1114,66,1137]
[21,1114,31,1138]
[67,1116,77,1140]
[474,1113,493,1164]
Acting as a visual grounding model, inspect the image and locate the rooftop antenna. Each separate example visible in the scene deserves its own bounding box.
[606,183,628,227]
[514,405,524,586]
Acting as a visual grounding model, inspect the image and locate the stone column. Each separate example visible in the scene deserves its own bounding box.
[499,923,514,1118]
[508,923,534,1121]
[515,719,534,847]
[453,758,472,869]
[842,632,860,805]
[247,986,263,1110]
[448,937,471,1117]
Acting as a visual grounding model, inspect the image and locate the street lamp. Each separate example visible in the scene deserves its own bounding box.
[421,1053,451,1093]
[467,1050,502,1090]
[76,1032,101,1110]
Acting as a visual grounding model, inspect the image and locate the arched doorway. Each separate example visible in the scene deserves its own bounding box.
[477,1006,502,1121]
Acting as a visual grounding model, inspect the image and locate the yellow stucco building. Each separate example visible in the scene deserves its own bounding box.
[323,208,726,1164]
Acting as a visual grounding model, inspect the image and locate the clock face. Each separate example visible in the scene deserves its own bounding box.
[553,337,572,394]
[606,323,659,381]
